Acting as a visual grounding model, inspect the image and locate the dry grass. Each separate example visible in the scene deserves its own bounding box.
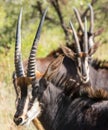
[0,86,36,130]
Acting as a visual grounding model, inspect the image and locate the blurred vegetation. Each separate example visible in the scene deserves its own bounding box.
[0,0,108,54]
[0,0,108,130]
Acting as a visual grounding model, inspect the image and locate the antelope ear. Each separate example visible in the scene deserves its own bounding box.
[61,46,76,60]
[44,55,64,81]
[94,28,104,37]
[88,42,101,56]
[35,70,43,79]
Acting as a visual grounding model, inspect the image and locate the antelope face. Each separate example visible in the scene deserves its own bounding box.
[62,46,90,84]
[13,76,41,126]
[76,53,89,83]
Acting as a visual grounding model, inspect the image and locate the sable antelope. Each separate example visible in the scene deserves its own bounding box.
[12,5,108,130]
[61,16,99,84]
[13,6,76,129]
[13,5,108,130]
[12,6,78,127]
[13,39,108,130]
[62,5,108,92]
[13,7,79,125]
[60,17,108,99]
[13,8,48,130]
[32,66,108,130]
[13,7,74,130]
[13,25,108,130]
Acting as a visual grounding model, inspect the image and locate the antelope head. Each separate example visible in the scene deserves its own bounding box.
[62,17,99,84]
[13,8,47,126]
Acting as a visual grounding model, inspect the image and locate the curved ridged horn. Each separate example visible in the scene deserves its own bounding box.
[73,7,84,32]
[84,17,88,53]
[88,4,94,34]
[27,8,48,78]
[15,8,25,77]
[70,21,81,53]
[88,4,94,48]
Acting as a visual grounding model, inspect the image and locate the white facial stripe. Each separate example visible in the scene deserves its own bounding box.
[23,96,29,117]
[16,85,21,99]
[25,98,41,126]
[27,85,33,99]
[19,96,30,126]
[77,57,89,83]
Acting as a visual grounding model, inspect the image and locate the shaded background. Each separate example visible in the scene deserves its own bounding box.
[0,0,108,130]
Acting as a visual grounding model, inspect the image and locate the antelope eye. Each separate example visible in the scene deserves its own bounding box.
[78,66,81,72]
[32,83,39,97]
[34,82,39,88]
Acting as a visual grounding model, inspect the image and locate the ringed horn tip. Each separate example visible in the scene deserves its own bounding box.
[73,7,84,32]
[27,8,48,78]
[15,8,25,77]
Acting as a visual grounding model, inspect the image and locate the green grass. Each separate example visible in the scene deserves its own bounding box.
[94,43,108,60]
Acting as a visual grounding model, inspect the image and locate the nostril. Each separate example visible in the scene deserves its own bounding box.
[14,117,23,125]
[83,74,87,77]
[18,117,22,123]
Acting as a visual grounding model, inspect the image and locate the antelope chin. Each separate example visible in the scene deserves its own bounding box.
[81,76,89,84]
[20,120,29,126]
[20,110,41,126]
